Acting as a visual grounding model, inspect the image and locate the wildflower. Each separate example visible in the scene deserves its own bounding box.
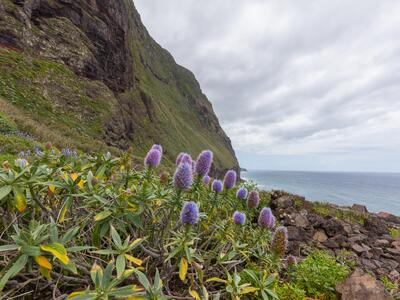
[258,207,275,229]
[181,202,199,225]
[236,187,248,200]
[173,162,193,190]
[15,158,28,169]
[176,152,188,165]
[151,144,163,154]
[194,150,213,177]
[176,152,184,165]
[246,190,260,209]
[181,154,192,166]
[223,170,237,189]
[45,142,52,150]
[287,255,298,266]
[62,148,74,158]
[144,148,162,168]
[34,147,44,157]
[271,226,288,257]
[233,211,246,225]
[212,179,223,193]
[202,175,210,185]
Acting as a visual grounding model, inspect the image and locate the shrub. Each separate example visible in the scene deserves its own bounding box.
[0,145,289,299]
[293,250,350,299]
[276,283,306,300]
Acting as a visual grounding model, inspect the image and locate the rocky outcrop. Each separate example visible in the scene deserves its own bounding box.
[0,0,239,173]
[336,268,393,300]
[270,190,400,281]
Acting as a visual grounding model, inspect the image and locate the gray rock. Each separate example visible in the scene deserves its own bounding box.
[352,204,368,214]
[323,218,344,237]
[336,268,393,300]
[348,234,367,243]
[293,214,309,228]
[313,230,328,242]
[352,243,370,254]
[375,239,390,247]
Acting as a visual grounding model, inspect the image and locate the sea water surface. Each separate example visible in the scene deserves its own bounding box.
[242,170,400,215]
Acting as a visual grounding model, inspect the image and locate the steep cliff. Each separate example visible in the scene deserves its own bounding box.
[0,0,239,173]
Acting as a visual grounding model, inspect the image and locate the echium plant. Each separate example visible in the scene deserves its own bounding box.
[0,143,291,299]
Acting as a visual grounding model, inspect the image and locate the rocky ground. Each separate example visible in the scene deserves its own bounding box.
[270,190,400,299]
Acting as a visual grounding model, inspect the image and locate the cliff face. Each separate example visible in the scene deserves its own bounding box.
[0,0,239,173]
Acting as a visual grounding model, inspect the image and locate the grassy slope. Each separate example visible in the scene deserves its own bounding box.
[0,0,238,173]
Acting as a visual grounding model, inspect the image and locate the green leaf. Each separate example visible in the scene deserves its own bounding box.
[135,270,150,290]
[62,226,80,243]
[67,246,95,253]
[116,254,126,278]
[40,243,69,265]
[0,254,28,291]
[13,186,27,212]
[102,262,114,288]
[110,226,122,248]
[20,245,41,256]
[94,210,112,222]
[58,196,72,223]
[0,185,12,201]
[92,249,118,255]
[0,244,19,252]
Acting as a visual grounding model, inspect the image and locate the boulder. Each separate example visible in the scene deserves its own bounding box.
[352,204,368,214]
[348,233,367,243]
[375,239,390,247]
[364,217,387,235]
[323,218,344,237]
[286,226,306,241]
[322,239,339,249]
[351,243,370,254]
[293,213,309,228]
[336,268,393,300]
[313,230,328,242]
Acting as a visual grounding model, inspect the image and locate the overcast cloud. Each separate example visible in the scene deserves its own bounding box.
[135,0,400,172]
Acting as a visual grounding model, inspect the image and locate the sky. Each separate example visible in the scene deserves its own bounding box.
[135,0,400,172]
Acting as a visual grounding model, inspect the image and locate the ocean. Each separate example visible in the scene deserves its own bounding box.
[242,169,400,215]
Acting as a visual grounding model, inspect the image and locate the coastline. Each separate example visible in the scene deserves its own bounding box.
[242,169,400,215]
[268,189,400,282]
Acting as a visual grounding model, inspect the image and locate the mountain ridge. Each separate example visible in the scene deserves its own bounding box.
[0,0,239,174]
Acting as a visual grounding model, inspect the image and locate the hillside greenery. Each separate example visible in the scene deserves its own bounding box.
[0,144,351,299]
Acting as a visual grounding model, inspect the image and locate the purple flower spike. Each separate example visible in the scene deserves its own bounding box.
[173,162,193,190]
[271,226,288,257]
[258,207,275,229]
[181,154,192,166]
[151,144,163,154]
[233,211,246,225]
[181,201,199,225]
[223,170,237,189]
[247,190,260,209]
[236,187,248,200]
[212,179,223,193]
[144,148,162,168]
[176,152,185,165]
[195,150,213,177]
[203,175,210,185]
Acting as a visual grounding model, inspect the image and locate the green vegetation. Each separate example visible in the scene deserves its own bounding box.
[0,49,117,153]
[380,276,399,298]
[0,146,352,299]
[0,111,18,134]
[312,201,367,225]
[388,227,400,239]
[291,251,351,299]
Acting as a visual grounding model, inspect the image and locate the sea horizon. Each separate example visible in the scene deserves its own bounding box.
[242,169,400,216]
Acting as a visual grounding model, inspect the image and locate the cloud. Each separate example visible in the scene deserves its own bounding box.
[135,0,400,171]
